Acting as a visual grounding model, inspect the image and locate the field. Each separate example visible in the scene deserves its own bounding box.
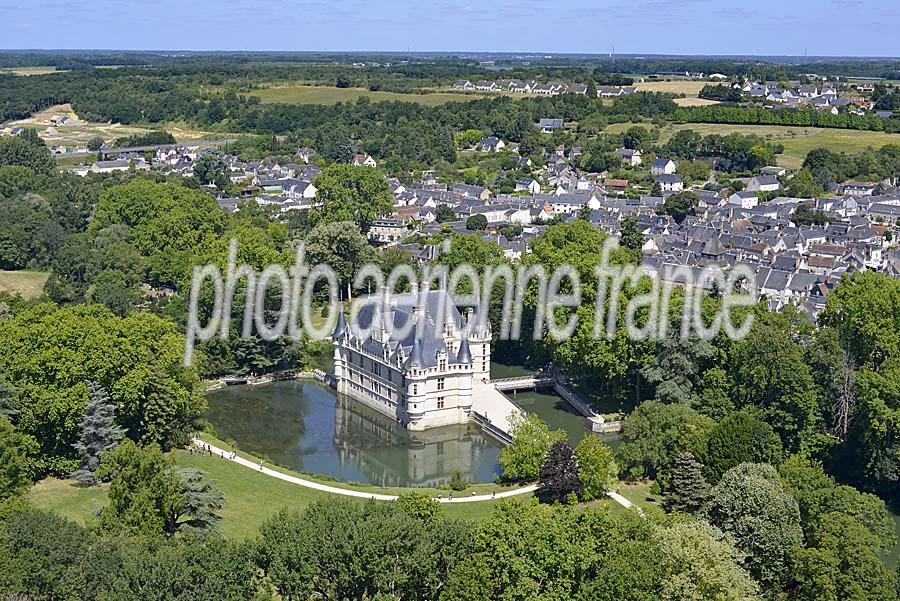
[673,97,720,107]
[0,66,63,76]
[604,122,900,169]
[635,80,708,96]
[0,270,50,298]
[4,104,225,151]
[250,85,482,106]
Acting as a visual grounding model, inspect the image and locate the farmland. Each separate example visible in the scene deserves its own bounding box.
[0,270,50,298]
[605,121,900,168]
[250,85,483,106]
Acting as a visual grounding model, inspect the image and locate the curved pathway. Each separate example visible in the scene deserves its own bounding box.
[192,438,538,503]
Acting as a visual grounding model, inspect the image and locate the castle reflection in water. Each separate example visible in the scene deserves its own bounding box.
[333,393,499,488]
[204,380,503,488]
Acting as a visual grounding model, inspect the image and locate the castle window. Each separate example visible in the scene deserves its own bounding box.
[437,377,445,391]
[439,356,447,370]
[437,397,445,409]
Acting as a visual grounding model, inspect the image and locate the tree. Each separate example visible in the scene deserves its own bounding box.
[435,204,456,223]
[304,220,377,299]
[538,440,582,504]
[704,463,803,592]
[0,129,53,174]
[313,164,393,232]
[97,440,224,538]
[623,126,651,151]
[574,435,618,501]
[0,418,34,500]
[498,412,566,482]
[193,154,230,189]
[792,204,828,226]
[786,168,822,198]
[729,309,820,451]
[258,500,473,601]
[70,381,125,485]
[699,411,783,483]
[87,136,105,152]
[443,500,662,601]
[656,521,761,601]
[465,214,488,231]
[396,492,442,524]
[664,452,710,513]
[616,400,711,481]
[171,467,226,535]
[659,191,700,224]
[792,512,898,601]
[822,271,900,370]
[641,336,716,405]
[618,215,644,252]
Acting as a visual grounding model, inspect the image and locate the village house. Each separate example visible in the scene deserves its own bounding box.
[651,158,677,176]
[656,174,684,193]
[480,136,505,152]
[746,175,781,192]
[351,154,378,167]
[616,148,642,166]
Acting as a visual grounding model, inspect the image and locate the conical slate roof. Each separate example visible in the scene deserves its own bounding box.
[332,309,347,341]
[405,339,424,369]
[456,337,472,365]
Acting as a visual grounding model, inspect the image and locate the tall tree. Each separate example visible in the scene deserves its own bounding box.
[664,452,710,514]
[0,418,34,500]
[312,164,393,232]
[498,412,566,482]
[70,381,125,485]
[704,463,803,592]
[97,440,224,538]
[656,521,761,601]
[538,440,582,504]
[574,435,618,501]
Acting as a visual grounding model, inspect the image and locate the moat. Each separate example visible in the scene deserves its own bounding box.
[205,363,619,487]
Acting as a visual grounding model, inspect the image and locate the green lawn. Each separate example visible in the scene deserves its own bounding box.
[29,447,522,539]
[605,122,900,169]
[250,85,481,106]
[0,270,50,299]
[28,478,108,527]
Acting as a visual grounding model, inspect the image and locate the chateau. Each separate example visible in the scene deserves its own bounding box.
[332,289,491,430]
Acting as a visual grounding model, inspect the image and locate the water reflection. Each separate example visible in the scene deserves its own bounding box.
[206,380,502,487]
[205,373,620,488]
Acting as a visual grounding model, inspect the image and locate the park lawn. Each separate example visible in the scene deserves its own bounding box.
[603,122,900,169]
[617,481,661,512]
[29,450,519,540]
[0,270,50,299]
[250,85,480,107]
[28,478,108,527]
[635,80,707,96]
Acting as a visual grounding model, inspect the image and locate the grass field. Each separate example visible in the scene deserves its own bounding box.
[28,479,108,527]
[604,122,900,169]
[29,446,522,539]
[1,66,63,76]
[0,270,50,298]
[673,97,720,107]
[251,85,481,106]
[635,80,707,96]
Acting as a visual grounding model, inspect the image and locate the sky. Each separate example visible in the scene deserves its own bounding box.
[3,0,899,57]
